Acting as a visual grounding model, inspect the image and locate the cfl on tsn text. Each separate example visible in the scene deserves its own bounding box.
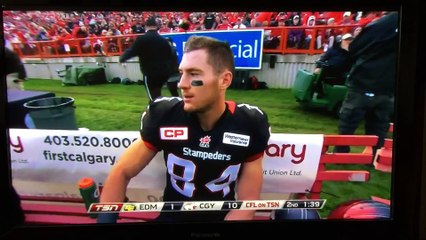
[88,200,326,213]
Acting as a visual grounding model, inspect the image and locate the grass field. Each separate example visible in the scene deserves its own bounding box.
[22,78,392,218]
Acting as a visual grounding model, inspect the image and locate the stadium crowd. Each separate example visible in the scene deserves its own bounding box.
[3,10,383,55]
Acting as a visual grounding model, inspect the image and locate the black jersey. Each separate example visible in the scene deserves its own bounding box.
[140,97,270,221]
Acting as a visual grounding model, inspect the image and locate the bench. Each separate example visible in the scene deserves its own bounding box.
[20,134,378,224]
[295,134,378,200]
[21,197,159,224]
[373,123,394,173]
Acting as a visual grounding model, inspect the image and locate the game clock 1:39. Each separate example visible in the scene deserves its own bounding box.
[302,200,324,208]
[284,200,325,209]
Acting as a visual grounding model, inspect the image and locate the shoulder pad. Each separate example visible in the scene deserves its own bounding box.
[140,97,182,129]
[236,103,266,116]
[149,96,182,113]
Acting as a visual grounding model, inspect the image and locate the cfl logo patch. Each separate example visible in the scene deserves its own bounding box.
[122,204,137,212]
[160,127,188,140]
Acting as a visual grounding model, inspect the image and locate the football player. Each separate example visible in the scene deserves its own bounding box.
[98,35,270,223]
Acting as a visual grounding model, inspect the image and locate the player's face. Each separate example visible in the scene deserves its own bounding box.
[178,49,224,113]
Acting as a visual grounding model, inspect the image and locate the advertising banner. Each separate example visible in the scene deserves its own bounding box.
[9,129,322,198]
[262,133,323,193]
[162,29,264,69]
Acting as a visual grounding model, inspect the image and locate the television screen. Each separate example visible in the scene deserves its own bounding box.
[1,1,424,239]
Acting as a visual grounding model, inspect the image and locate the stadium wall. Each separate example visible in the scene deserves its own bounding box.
[21,54,320,89]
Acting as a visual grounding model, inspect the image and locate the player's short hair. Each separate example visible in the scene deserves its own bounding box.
[183,35,235,76]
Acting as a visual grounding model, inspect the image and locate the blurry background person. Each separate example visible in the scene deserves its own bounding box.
[352,26,363,38]
[339,11,355,25]
[287,15,304,49]
[2,47,26,233]
[313,33,354,98]
[4,48,27,90]
[165,37,180,97]
[303,15,321,49]
[322,17,339,50]
[334,12,398,154]
[202,12,216,30]
[119,17,173,103]
[233,17,247,29]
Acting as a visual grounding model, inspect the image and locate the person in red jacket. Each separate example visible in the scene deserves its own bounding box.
[216,16,232,30]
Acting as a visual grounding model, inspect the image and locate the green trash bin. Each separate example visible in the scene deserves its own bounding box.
[23,97,78,130]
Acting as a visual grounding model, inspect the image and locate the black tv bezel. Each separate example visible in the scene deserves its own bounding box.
[1,1,424,239]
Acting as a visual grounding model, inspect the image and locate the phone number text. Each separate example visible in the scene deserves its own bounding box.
[43,135,138,148]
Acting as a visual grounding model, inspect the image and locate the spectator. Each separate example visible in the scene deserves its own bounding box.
[210,15,221,29]
[202,12,216,30]
[106,29,119,53]
[91,32,106,56]
[75,26,91,53]
[176,19,190,32]
[339,11,355,25]
[334,12,398,155]
[274,12,288,23]
[241,12,251,27]
[255,12,273,26]
[264,16,286,49]
[131,19,145,34]
[108,22,122,36]
[352,26,362,38]
[56,28,75,53]
[358,11,382,27]
[35,27,50,41]
[287,15,305,49]
[97,35,270,223]
[249,18,262,28]
[313,33,354,97]
[303,15,320,49]
[190,17,203,31]
[232,17,247,29]
[120,28,134,52]
[167,20,177,32]
[285,12,301,26]
[321,17,339,51]
[216,16,232,30]
[315,12,328,25]
[159,19,172,33]
[119,17,173,103]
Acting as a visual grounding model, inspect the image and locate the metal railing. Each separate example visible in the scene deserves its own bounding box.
[11,24,359,59]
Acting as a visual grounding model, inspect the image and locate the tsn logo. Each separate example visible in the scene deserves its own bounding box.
[160,127,188,140]
[89,203,123,213]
